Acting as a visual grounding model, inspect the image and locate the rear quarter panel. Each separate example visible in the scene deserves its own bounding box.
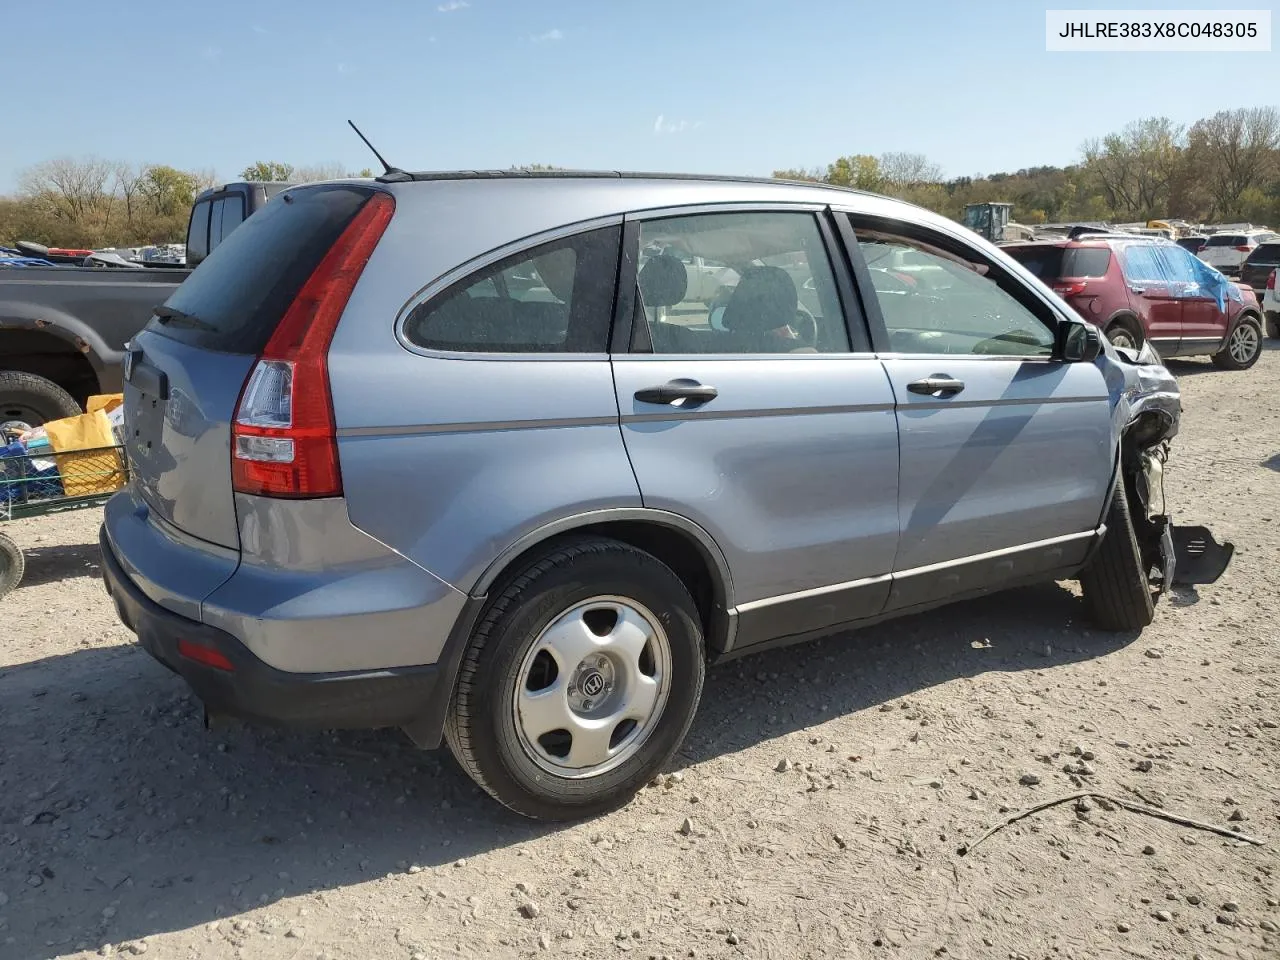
[328,281,641,592]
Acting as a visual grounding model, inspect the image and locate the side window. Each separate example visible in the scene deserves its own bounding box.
[632,212,850,355]
[855,229,1055,357]
[187,200,211,264]
[219,195,245,244]
[1152,244,1202,296]
[208,199,226,254]
[402,225,621,353]
[1120,244,1168,284]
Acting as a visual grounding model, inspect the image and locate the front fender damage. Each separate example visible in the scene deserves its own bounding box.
[1105,341,1233,593]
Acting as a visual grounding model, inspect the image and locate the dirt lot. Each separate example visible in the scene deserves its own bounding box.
[2,346,1278,960]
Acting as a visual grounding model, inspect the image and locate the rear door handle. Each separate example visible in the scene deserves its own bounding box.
[906,376,965,397]
[634,379,719,406]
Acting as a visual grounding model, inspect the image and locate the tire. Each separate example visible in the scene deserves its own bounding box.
[445,537,706,821]
[1079,480,1155,632]
[1211,315,1263,371]
[0,371,82,434]
[1264,311,1279,340]
[0,533,25,600]
[1104,318,1143,352]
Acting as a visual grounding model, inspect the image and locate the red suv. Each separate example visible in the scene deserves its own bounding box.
[1004,237,1265,370]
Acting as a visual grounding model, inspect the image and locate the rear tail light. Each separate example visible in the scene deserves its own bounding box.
[1235,245,1251,252]
[1268,270,1276,291]
[231,191,394,498]
[1053,280,1088,297]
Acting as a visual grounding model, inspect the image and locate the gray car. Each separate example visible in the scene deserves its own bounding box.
[99,171,1229,820]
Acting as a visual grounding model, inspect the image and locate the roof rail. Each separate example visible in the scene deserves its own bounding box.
[375,167,884,198]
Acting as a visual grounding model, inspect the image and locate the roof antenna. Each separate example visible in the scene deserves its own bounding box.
[348,120,409,181]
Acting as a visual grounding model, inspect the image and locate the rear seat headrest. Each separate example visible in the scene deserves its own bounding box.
[638,255,688,308]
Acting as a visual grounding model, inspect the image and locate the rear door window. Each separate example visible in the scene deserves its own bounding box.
[630,211,851,355]
[402,226,621,354]
[187,200,211,263]
[208,199,225,254]
[153,184,377,354]
[219,195,245,244]
[1119,244,1169,284]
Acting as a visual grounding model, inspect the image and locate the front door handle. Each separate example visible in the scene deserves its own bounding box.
[634,379,719,406]
[906,376,965,397]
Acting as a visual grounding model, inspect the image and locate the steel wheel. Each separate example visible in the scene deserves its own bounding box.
[513,596,672,779]
[1228,322,1260,365]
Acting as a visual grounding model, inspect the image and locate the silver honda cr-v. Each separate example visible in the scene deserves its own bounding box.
[100,171,1230,820]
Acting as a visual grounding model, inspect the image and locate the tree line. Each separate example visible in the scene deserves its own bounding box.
[0,160,371,249]
[775,107,1280,228]
[5,107,1279,248]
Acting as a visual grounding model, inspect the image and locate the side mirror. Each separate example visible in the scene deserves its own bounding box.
[1055,318,1102,362]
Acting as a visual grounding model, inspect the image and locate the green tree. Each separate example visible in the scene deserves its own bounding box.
[240,160,295,181]
[827,155,884,191]
[140,165,199,219]
[1186,107,1280,219]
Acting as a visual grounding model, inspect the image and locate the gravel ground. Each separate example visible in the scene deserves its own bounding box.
[1,346,1278,960]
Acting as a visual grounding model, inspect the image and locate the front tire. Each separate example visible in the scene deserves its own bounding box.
[1104,318,1143,352]
[1211,316,1263,370]
[445,537,706,821]
[1079,480,1155,631]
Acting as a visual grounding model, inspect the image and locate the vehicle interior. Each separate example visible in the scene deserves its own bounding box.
[632,214,847,354]
[857,231,1055,356]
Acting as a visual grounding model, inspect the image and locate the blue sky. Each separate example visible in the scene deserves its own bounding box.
[0,0,1275,192]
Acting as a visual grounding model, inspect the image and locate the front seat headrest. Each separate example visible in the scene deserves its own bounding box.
[721,266,798,333]
[638,254,688,308]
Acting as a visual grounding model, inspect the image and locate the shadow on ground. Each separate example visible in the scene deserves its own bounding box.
[9,543,103,590]
[0,581,1136,957]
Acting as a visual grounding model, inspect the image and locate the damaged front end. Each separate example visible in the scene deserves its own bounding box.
[1105,341,1234,595]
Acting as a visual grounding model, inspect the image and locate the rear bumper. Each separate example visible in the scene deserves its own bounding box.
[100,526,445,732]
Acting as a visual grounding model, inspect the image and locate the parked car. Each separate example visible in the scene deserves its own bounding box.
[1004,237,1265,370]
[100,172,1229,821]
[1239,240,1280,297]
[1176,235,1208,255]
[1198,231,1268,276]
[0,181,293,431]
[1263,269,1280,339]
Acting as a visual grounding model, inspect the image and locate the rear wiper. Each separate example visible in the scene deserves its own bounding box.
[153,305,216,331]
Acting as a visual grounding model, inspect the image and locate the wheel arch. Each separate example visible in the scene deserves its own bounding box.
[470,508,737,656]
[402,508,737,751]
[0,302,111,400]
[1103,309,1143,341]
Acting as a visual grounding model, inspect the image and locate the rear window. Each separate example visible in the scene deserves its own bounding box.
[1246,243,1280,264]
[152,185,374,353]
[1206,235,1246,247]
[1005,245,1110,280]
